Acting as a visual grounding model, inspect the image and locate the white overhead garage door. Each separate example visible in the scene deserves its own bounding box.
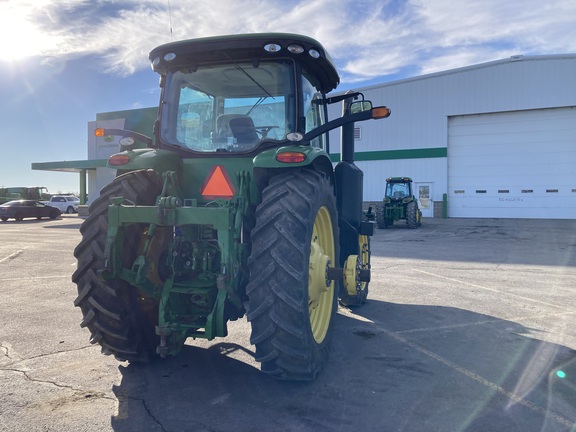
[448,107,576,219]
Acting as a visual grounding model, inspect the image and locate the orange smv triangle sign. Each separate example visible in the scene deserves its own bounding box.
[200,165,236,199]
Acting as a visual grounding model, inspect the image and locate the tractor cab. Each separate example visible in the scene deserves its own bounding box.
[385,178,412,201]
[149,34,347,156]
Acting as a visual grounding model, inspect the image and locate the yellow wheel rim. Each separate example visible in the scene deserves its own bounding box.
[308,206,335,344]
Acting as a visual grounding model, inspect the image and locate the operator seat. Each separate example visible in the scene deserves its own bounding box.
[229,116,259,145]
[215,114,258,147]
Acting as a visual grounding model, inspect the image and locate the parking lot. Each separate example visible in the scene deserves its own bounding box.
[1,215,575,432]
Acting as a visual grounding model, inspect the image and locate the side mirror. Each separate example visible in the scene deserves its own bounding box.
[350,100,373,114]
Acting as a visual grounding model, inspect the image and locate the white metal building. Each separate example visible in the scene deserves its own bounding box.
[330,54,576,219]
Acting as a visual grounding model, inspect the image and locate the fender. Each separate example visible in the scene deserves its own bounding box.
[107,148,182,173]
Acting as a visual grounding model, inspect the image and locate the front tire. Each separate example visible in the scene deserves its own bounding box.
[246,170,339,380]
[339,234,370,306]
[72,170,163,362]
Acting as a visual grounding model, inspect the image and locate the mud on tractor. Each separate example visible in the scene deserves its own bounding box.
[376,177,422,229]
[72,33,391,380]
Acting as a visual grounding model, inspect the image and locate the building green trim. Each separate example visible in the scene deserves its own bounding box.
[329,147,447,162]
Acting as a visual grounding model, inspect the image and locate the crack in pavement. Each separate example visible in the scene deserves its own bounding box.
[115,395,169,432]
[2,367,115,402]
[0,344,9,359]
[2,346,168,431]
[0,344,95,367]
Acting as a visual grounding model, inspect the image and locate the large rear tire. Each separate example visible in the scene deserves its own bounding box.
[246,170,339,380]
[407,201,418,229]
[376,203,386,229]
[72,170,163,362]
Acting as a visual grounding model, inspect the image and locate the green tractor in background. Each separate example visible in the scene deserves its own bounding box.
[0,186,50,204]
[376,177,422,229]
[72,33,391,381]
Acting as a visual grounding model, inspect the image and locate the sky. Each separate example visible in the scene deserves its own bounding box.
[1,0,576,194]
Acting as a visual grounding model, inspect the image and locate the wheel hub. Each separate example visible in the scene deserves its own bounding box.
[308,242,331,309]
[343,254,361,296]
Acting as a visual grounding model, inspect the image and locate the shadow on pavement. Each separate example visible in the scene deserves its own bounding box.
[110,300,576,432]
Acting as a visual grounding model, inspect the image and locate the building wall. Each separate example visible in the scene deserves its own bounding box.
[328,54,576,216]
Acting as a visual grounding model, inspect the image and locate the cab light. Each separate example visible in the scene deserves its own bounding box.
[276,152,306,163]
[200,165,236,199]
[264,43,281,53]
[164,52,176,61]
[109,154,131,166]
[372,106,392,119]
[287,44,304,54]
[308,49,320,59]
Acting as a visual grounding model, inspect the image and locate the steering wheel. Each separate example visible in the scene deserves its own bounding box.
[255,126,279,138]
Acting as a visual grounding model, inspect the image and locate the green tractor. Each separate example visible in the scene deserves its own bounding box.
[0,186,49,204]
[376,177,422,229]
[71,33,391,380]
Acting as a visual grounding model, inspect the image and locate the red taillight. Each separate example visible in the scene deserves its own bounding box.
[108,154,130,166]
[200,165,236,200]
[276,152,306,163]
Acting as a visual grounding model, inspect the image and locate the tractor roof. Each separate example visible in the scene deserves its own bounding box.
[149,33,340,93]
[386,177,413,183]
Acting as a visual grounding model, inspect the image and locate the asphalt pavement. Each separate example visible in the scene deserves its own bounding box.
[1,215,575,432]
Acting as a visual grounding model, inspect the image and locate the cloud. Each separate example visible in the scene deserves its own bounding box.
[3,0,576,83]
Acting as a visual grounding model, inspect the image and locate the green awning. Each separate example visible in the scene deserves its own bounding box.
[31,159,108,173]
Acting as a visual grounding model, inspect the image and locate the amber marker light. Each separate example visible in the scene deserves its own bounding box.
[108,154,131,166]
[372,107,391,119]
[276,152,306,163]
[94,128,106,137]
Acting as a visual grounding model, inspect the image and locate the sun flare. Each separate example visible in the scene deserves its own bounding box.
[0,5,53,61]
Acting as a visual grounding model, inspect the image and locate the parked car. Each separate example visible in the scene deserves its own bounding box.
[42,195,80,214]
[0,200,61,221]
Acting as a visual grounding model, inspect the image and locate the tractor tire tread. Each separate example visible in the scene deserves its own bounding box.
[72,170,162,362]
[246,170,338,381]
